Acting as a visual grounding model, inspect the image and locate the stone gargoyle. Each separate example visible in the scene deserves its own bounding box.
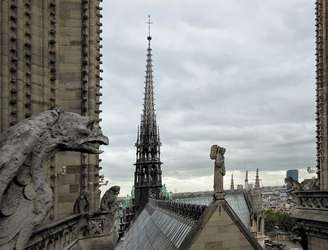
[0,109,108,250]
[100,186,120,234]
[285,177,320,192]
[100,186,120,213]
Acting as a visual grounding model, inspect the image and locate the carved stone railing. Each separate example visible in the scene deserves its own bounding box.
[294,191,328,210]
[150,199,207,221]
[25,211,115,250]
[25,214,82,250]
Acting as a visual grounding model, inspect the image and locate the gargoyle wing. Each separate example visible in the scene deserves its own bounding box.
[0,163,35,248]
[0,123,40,204]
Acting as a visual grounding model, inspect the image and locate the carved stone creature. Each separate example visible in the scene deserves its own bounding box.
[285,177,302,192]
[210,145,226,200]
[100,186,120,213]
[100,186,120,237]
[87,220,103,235]
[285,177,320,192]
[0,109,108,250]
[73,191,90,214]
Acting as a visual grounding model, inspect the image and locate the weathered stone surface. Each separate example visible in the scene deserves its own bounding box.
[188,200,261,250]
[100,186,120,213]
[210,145,226,200]
[73,191,90,214]
[0,0,103,220]
[100,186,120,238]
[0,109,108,250]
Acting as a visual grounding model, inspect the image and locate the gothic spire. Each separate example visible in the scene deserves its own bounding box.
[230,174,234,190]
[134,16,162,211]
[139,15,159,147]
[255,168,260,189]
[245,170,249,190]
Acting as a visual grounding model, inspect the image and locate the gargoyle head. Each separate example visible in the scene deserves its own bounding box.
[109,185,120,196]
[51,109,109,154]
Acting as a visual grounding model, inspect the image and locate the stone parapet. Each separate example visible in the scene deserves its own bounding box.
[25,211,116,250]
[294,191,328,210]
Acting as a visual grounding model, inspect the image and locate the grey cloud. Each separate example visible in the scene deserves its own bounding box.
[100,0,317,195]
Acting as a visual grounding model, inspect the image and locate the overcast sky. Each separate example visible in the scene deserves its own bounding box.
[100,0,317,196]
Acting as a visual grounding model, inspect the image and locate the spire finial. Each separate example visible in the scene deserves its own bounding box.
[146,15,153,41]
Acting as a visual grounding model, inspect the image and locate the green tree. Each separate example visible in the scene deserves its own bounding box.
[264,209,295,233]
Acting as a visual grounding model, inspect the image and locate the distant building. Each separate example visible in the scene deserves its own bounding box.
[286,169,299,182]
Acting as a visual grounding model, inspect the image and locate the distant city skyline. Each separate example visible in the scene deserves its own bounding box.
[101,168,316,196]
[100,0,316,196]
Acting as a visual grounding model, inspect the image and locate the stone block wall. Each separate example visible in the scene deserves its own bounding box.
[189,201,257,250]
[0,0,103,220]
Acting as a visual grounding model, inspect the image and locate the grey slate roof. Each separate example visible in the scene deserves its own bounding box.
[116,191,258,250]
[174,191,252,229]
[115,202,196,250]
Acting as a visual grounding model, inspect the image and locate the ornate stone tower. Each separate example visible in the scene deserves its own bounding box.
[245,170,249,191]
[0,0,103,220]
[134,17,162,211]
[290,3,328,249]
[316,0,328,190]
[230,174,234,190]
[254,168,260,189]
[252,169,262,212]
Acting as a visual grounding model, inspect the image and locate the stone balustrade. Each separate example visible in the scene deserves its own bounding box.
[25,211,115,250]
[25,214,82,250]
[295,191,328,210]
[150,199,207,221]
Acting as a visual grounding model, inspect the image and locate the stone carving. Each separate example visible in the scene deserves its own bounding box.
[73,191,90,214]
[285,177,320,192]
[210,145,226,200]
[100,186,120,213]
[100,185,120,237]
[0,109,108,250]
[87,220,103,235]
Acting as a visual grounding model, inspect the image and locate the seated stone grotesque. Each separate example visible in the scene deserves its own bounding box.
[100,186,120,213]
[100,186,120,236]
[285,177,320,192]
[0,109,108,250]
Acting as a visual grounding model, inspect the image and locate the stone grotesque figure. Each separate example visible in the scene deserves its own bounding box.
[285,177,320,192]
[100,186,120,213]
[100,185,120,238]
[73,190,90,214]
[210,145,226,200]
[0,109,108,250]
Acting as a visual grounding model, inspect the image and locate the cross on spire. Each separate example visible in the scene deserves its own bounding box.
[146,15,153,40]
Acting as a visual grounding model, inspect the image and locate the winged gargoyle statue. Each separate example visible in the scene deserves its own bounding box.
[0,109,108,250]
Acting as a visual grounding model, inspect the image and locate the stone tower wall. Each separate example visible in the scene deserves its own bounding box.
[316,0,328,190]
[0,0,103,220]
